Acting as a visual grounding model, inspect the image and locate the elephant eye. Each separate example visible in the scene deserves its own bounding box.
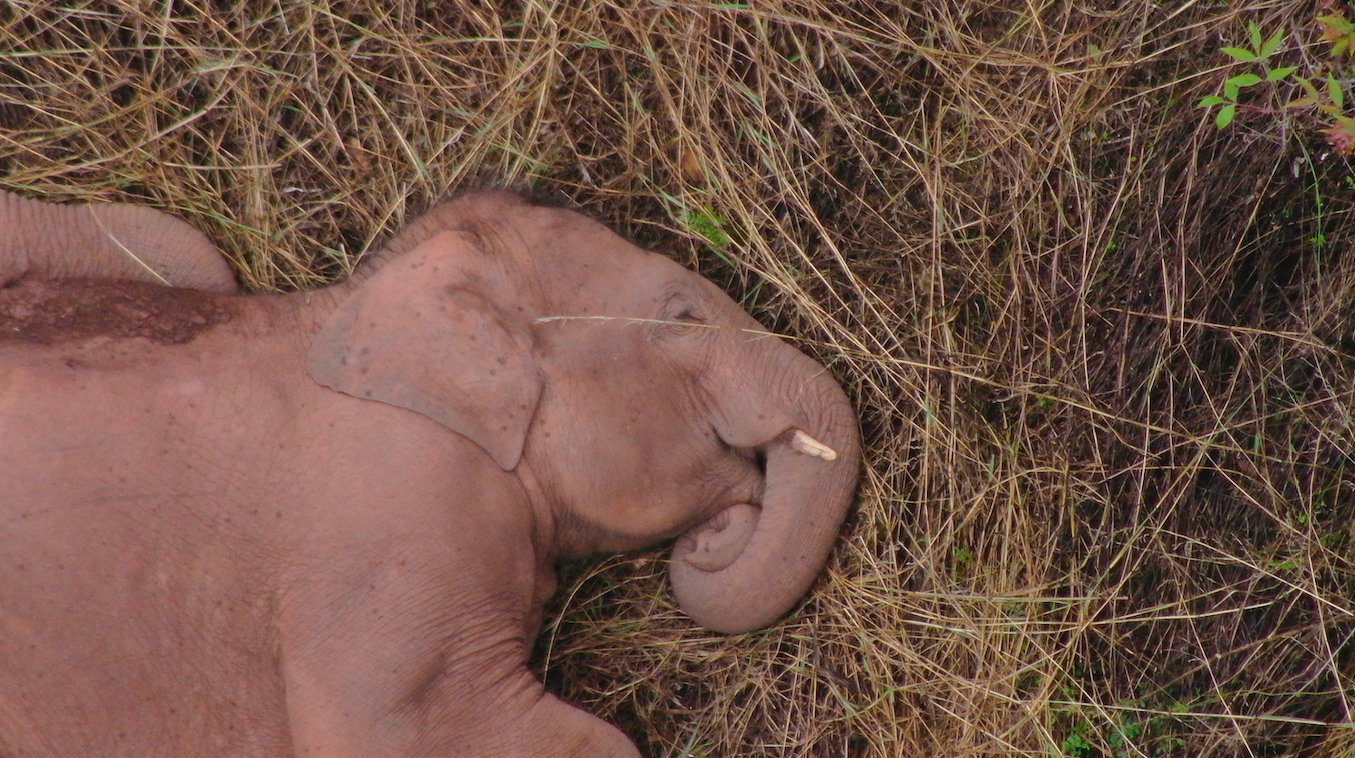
[672,307,702,324]
[660,293,704,325]
[654,291,707,340]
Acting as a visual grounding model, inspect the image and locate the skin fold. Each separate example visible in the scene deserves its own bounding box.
[0,190,861,756]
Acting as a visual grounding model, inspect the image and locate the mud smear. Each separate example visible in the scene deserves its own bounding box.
[0,278,234,345]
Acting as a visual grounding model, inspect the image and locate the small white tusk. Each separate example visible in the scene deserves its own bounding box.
[789,429,837,462]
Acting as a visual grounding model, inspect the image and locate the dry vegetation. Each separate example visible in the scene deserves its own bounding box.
[3,1,1354,755]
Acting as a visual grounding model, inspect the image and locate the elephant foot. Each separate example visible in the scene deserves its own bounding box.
[504,693,640,757]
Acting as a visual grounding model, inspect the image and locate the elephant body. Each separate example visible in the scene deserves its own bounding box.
[0,191,860,756]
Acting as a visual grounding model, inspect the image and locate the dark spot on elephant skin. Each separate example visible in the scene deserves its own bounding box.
[0,278,234,345]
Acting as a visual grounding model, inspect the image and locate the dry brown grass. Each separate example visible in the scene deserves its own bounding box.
[3,1,1353,755]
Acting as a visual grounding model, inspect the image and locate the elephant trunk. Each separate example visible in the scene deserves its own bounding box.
[669,369,861,634]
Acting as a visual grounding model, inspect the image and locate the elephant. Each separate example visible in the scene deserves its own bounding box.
[0,189,238,292]
[0,189,861,756]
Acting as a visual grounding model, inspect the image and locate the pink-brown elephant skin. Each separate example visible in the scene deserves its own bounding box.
[0,190,861,757]
[0,189,238,293]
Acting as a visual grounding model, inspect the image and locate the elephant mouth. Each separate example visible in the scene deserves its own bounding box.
[674,502,760,572]
[679,428,836,572]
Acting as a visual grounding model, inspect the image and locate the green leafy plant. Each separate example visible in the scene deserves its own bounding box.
[1310,11,1355,152]
[1060,721,1093,757]
[950,546,974,579]
[1055,692,1197,756]
[1198,12,1355,154]
[1318,8,1355,59]
[681,206,732,252]
[1197,22,1295,128]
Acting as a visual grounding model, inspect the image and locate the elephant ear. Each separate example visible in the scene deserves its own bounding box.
[307,231,541,471]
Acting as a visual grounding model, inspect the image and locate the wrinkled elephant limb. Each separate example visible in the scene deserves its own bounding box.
[0,189,237,292]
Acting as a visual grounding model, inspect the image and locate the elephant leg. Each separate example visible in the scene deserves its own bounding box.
[501,693,640,758]
[386,680,641,757]
[275,501,632,754]
[0,190,238,292]
[284,647,638,756]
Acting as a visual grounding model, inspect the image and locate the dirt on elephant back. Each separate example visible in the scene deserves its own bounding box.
[0,278,233,345]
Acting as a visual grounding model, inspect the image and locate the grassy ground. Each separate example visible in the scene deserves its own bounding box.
[3,1,1353,755]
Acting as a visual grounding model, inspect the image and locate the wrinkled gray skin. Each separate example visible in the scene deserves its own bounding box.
[0,190,860,756]
[0,189,237,292]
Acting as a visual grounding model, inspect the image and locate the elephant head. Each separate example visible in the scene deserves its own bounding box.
[307,191,860,634]
[0,189,237,292]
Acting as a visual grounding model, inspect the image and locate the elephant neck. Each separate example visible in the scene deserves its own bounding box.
[510,455,589,561]
[512,452,660,561]
[237,283,348,357]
